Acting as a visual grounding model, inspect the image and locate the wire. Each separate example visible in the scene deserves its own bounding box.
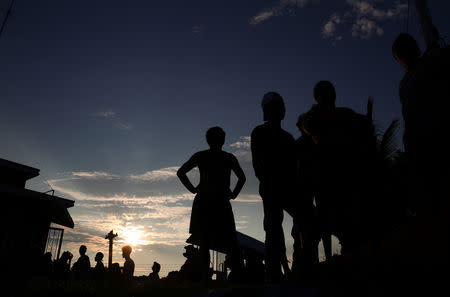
[406,0,410,33]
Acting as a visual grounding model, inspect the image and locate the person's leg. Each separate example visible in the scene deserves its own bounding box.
[199,236,210,281]
[261,192,285,282]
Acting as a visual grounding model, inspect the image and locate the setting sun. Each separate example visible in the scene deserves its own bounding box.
[119,226,149,247]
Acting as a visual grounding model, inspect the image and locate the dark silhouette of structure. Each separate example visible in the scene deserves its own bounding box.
[121,245,135,280]
[148,261,161,281]
[105,230,118,268]
[251,92,296,282]
[0,158,74,282]
[177,126,246,281]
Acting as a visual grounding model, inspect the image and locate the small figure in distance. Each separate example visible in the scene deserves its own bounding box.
[148,261,161,281]
[177,126,246,281]
[42,252,53,279]
[251,92,296,282]
[93,252,106,282]
[72,245,91,280]
[54,251,73,281]
[178,245,203,282]
[122,245,135,280]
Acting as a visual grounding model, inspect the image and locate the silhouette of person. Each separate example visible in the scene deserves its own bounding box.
[391,0,450,285]
[121,245,135,280]
[178,245,203,282]
[303,81,377,255]
[148,261,160,281]
[53,251,72,281]
[40,252,53,279]
[93,252,106,282]
[291,113,319,274]
[392,0,450,217]
[108,262,122,283]
[251,92,296,282]
[72,245,91,280]
[177,126,246,281]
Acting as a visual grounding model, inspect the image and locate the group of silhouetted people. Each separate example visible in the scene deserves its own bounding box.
[177,0,450,284]
[32,244,162,286]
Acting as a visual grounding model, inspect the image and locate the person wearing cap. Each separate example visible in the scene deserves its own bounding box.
[251,92,296,282]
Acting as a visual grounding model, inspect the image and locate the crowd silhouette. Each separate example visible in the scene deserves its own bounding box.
[22,0,450,295]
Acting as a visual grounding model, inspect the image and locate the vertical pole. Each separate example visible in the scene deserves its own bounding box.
[0,0,15,39]
[57,229,64,260]
[108,237,113,268]
[105,230,118,268]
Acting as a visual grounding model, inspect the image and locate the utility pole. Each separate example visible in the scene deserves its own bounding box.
[105,230,118,268]
[0,0,15,39]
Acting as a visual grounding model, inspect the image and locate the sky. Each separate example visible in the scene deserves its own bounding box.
[2,0,450,276]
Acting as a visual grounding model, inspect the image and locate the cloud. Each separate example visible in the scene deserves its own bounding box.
[130,167,180,182]
[250,0,316,25]
[112,121,133,131]
[72,171,119,179]
[322,0,407,41]
[228,136,252,163]
[93,111,116,118]
[92,110,133,131]
[191,25,205,34]
[322,13,342,40]
[229,136,251,150]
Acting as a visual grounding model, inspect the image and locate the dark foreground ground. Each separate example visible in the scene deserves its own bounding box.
[11,255,448,297]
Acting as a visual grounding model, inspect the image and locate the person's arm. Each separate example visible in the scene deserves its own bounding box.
[415,0,439,50]
[230,156,246,200]
[250,128,264,181]
[177,153,199,194]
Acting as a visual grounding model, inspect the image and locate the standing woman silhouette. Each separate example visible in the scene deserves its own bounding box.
[177,127,246,281]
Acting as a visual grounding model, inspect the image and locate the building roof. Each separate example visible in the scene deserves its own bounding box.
[0,183,75,228]
[186,231,265,257]
[0,158,40,180]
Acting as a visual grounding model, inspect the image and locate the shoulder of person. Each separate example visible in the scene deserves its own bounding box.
[251,124,267,136]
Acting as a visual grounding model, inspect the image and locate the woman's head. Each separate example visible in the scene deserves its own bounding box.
[206,126,225,149]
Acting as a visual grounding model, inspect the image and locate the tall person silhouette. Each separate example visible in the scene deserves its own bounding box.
[177,127,246,281]
[251,92,296,282]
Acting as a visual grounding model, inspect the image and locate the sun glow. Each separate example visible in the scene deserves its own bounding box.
[119,226,149,247]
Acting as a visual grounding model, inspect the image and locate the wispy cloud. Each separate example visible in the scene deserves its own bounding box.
[191,25,205,34]
[322,0,407,41]
[229,136,251,150]
[250,0,317,25]
[92,110,133,131]
[228,136,252,163]
[72,171,119,179]
[130,167,180,182]
[93,111,116,118]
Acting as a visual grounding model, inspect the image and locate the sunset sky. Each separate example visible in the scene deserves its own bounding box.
[2,0,450,276]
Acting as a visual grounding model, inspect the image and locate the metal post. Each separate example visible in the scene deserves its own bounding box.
[105,230,118,268]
